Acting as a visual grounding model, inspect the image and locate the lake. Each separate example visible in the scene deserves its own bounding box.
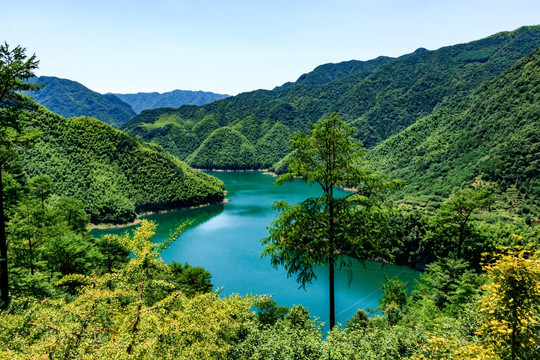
[91,171,419,329]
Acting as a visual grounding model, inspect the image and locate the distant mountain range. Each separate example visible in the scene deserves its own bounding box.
[28,76,136,127]
[27,76,229,127]
[111,90,230,114]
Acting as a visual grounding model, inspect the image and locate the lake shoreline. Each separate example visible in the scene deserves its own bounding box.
[88,198,229,230]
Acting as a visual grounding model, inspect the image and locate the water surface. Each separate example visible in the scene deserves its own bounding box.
[92,171,419,329]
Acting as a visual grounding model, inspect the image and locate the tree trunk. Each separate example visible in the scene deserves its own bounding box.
[0,166,9,309]
[329,255,335,330]
[328,191,336,330]
[457,212,472,259]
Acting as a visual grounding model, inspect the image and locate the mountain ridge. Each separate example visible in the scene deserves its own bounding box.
[27,76,136,127]
[122,25,540,171]
[365,45,540,214]
[111,89,230,114]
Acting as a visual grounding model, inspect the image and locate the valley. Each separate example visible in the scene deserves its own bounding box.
[1,24,539,359]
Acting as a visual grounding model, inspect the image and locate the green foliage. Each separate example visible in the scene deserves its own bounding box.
[28,76,136,127]
[18,103,225,224]
[186,127,258,169]
[431,186,495,259]
[123,26,540,169]
[478,245,540,360]
[0,220,257,359]
[324,317,421,359]
[229,305,323,360]
[5,176,122,300]
[414,258,483,313]
[169,261,213,298]
[366,46,540,219]
[379,275,409,324]
[1,41,40,309]
[262,114,400,329]
[254,121,292,167]
[254,296,289,326]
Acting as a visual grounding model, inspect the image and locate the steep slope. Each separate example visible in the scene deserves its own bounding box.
[19,102,224,224]
[112,90,230,114]
[122,26,540,169]
[28,76,136,127]
[365,46,540,214]
[185,127,257,170]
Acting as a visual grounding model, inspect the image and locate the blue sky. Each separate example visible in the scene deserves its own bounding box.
[2,0,539,95]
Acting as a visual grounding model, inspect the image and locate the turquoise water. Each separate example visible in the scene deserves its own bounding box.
[91,171,419,329]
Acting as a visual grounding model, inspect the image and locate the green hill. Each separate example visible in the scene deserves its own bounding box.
[19,103,224,224]
[112,90,230,114]
[122,26,540,169]
[365,46,540,215]
[28,76,136,127]
[185,127,257,170]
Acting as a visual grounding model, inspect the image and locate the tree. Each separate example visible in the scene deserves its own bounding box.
[169,261,213,297]
[378,275,408,325]
[0,220,257,359]
[478,244,540,360]
[0,42,39,309]
[432,186,494,259]
[261,113,400,329]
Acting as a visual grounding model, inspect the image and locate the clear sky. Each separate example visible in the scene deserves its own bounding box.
[2,0,539,95]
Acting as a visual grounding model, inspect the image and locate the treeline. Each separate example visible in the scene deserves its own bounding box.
[18,102,225,224]
[122,26,540,169]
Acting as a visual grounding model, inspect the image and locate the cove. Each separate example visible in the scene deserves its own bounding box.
[91,171,420,329]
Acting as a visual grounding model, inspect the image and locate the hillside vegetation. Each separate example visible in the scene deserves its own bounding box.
[366,46,540,217]
[18,102,224,224]
[122,26,540,169]
[28,76,136,127]
[112,89,230,114]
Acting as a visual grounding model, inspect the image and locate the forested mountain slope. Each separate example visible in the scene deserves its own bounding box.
[122,26,540,169]
[28,76,136,127]
[18,102,224,224]
[366,46,540,215]
[112,90,230,114]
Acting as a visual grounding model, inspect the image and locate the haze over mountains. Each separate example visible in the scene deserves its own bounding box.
[112,90,230,114]
[27,76,229,127]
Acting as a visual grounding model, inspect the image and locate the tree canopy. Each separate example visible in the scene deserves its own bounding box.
[262,113,400,329]
[0,42,40,309]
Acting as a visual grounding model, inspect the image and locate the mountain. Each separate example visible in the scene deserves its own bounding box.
[365,46,540,214]
[27,76,136,127]
[19,102,224,224]
[111,90,230,114]
[122,26,540,170]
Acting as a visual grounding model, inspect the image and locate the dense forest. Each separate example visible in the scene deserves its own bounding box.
[17,102,225,224]
[366,45,540,220]
[1,24,539,359]
[122,26,540,170]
